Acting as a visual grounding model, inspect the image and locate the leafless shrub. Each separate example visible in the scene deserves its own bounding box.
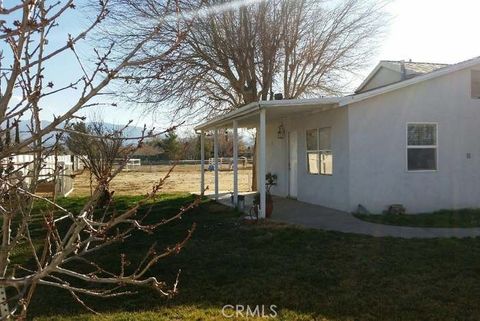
[0,0,201,319]
[66,121,127,179]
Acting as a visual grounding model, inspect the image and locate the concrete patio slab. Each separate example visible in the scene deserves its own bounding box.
[207,193,480,239]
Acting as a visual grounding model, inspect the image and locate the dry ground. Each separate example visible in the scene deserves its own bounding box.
[71,164,253,196]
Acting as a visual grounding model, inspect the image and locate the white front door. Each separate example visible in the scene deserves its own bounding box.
[288,131,298,198]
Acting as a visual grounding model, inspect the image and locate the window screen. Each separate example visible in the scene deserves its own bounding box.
[306,127,332,175]
[407,123,437,171]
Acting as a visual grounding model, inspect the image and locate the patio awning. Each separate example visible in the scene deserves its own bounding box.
[195,96,341,220]
[194,97,342,131]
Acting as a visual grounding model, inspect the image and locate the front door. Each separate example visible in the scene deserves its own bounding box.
[288,131,298,198]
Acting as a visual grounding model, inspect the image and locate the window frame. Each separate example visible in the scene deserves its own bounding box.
[406,122,438,172]
[306,127,333,176]
[471,70,480,99]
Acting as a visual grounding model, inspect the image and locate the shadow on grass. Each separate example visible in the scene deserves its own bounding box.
[27,194,480,321]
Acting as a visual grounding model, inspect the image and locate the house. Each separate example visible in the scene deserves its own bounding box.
[194,56,480,217]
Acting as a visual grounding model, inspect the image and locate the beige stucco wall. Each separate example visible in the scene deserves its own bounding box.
[348,67,480,213]
[260,66,480,214]
[265,107,351,211]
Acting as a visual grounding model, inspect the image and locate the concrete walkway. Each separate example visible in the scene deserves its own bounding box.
[210,193,480,239]
[270,197,480,239]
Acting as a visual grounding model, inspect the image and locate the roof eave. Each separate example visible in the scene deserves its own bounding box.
[342,56,480,107]
[194,97,342,132]
[194,101,261,132]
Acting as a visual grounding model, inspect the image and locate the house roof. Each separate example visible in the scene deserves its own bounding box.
[341,55,480,106]
[195,56,480,131]
[355,60,450,93]
[382,60,449,75]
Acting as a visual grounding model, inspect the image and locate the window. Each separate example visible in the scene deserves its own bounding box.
[407,123,437,171]
[471,70,480,99]
[306,127,332,175]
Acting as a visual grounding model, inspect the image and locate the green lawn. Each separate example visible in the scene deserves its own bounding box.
[355,208,480,228]
[22,195,480,320]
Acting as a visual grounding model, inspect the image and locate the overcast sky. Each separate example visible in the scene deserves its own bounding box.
[28,0,480,134]
[379,0,480,63]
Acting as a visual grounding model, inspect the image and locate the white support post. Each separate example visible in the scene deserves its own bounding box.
[259,109,266,219]
[233,120,239,206]
[200,130,205,196]
[214,128,219,200]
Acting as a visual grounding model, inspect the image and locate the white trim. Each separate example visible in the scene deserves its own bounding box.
[287,131,298,198]
[305,127,333,176]
[200,130,205,195]
[406,122,438,172]
[259,109,266,219]
[260,97,341,107]
[232,120,239,206]
[214,128,219,200]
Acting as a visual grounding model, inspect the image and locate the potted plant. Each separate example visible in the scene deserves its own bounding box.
[253,172,277,218]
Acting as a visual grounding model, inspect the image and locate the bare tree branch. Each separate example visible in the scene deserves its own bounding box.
[0,0,202,319]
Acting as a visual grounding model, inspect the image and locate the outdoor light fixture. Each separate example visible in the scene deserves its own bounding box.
[277,123,285,139]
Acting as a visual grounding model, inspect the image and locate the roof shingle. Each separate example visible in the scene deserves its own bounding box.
[381,60,449,76]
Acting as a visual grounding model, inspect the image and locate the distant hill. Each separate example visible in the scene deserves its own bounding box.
[15,120,146,140]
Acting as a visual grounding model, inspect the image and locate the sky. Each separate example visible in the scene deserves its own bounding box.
[7,0,480,135]
[378,0,480,64]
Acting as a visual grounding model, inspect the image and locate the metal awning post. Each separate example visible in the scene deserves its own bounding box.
[259,109,266,218]
[200,130,205,196]
[233,120,239,207]
[214,128,219,200]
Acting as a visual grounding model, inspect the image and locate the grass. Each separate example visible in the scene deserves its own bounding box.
[17,194,480,320]
[355,208,480,228]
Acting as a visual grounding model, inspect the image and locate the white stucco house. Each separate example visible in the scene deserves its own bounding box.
[195,56,480,217]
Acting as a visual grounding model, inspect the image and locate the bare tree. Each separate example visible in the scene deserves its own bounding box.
[66,121,128,179]
[0,0,202,318]
[101,0,388,189]
[65,120,134,202]
[104,0,388,114]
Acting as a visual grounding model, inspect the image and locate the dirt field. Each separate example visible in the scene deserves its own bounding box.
[71,164,253,196]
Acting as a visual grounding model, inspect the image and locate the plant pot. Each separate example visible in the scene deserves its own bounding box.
[253,193,274,219]
[253,193,273,218]
[265,197,273,218]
